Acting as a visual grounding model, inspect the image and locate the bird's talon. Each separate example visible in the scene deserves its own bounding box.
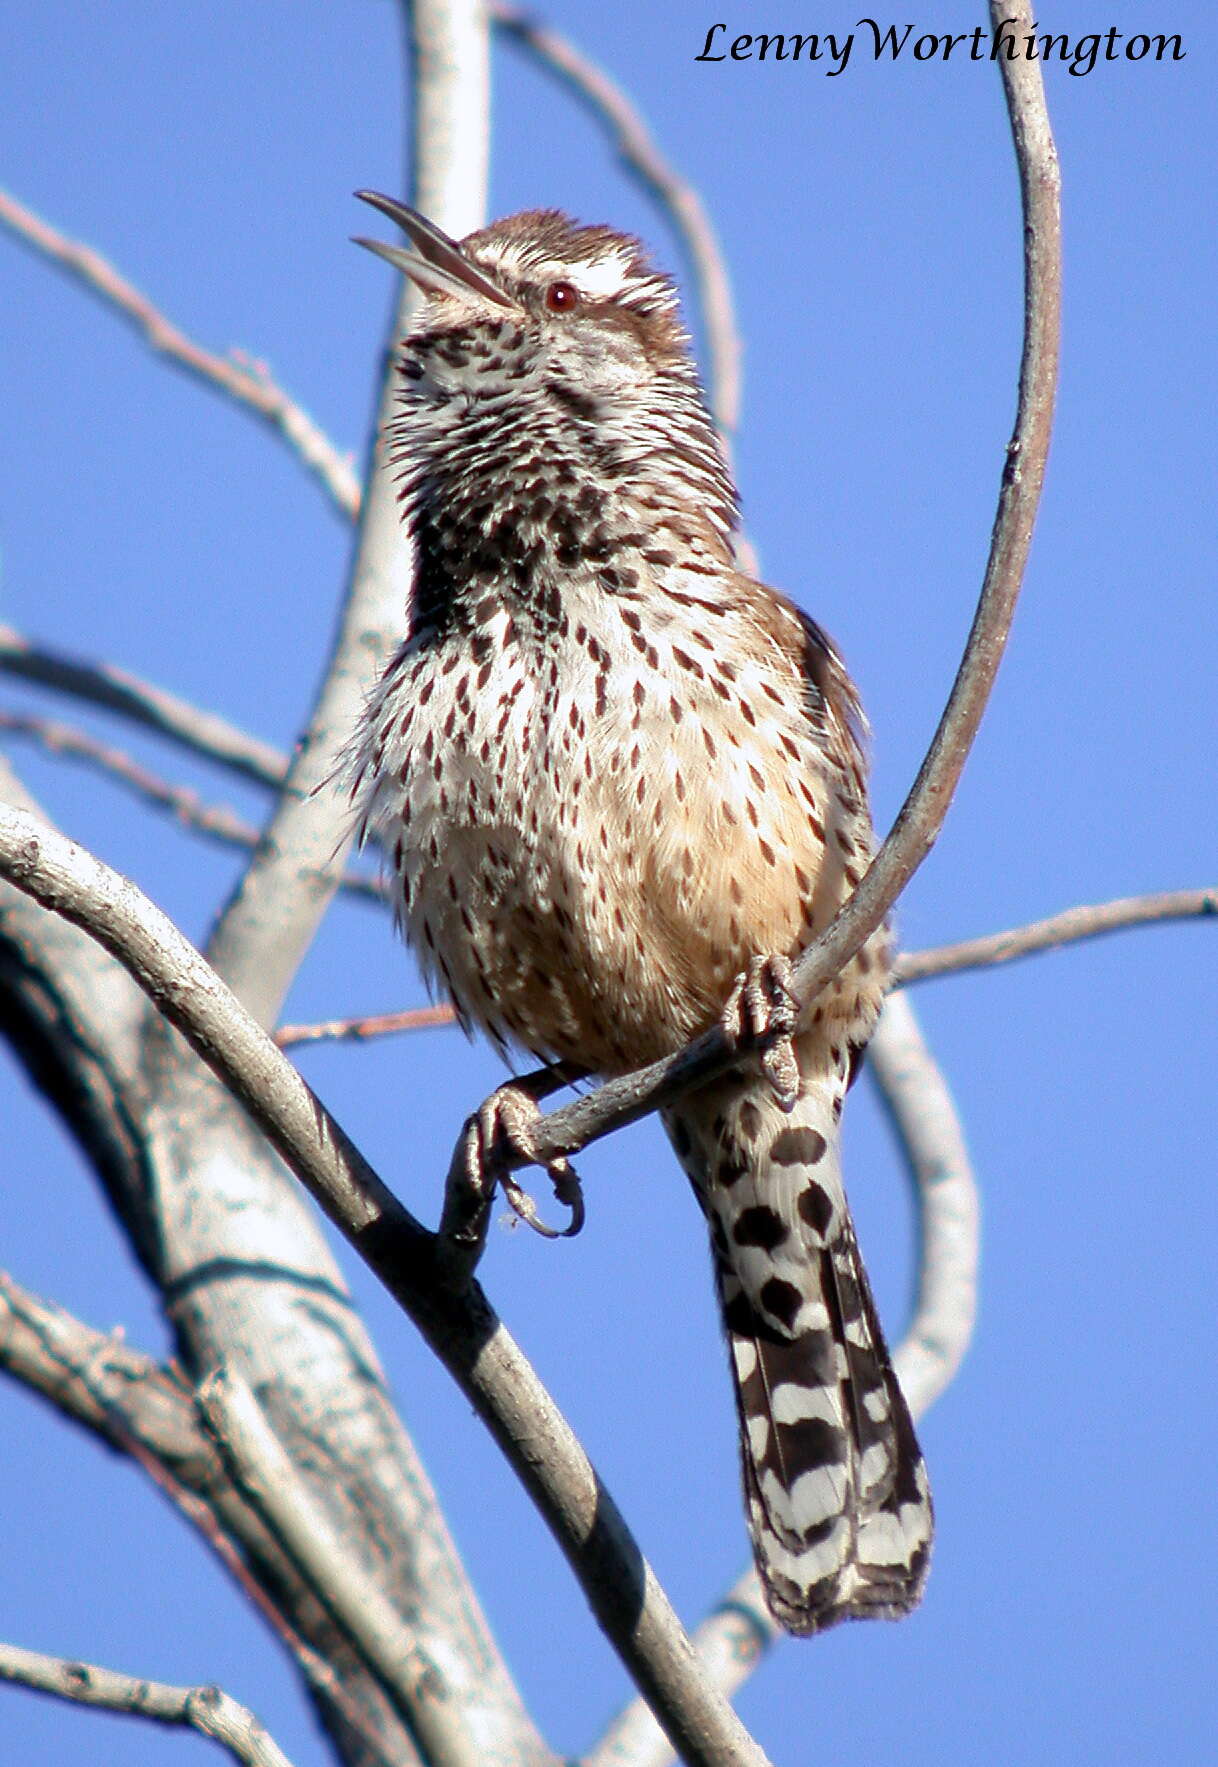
[501,1161,585,1239]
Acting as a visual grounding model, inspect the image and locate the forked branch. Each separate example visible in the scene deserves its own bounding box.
[0,1273,415,1766]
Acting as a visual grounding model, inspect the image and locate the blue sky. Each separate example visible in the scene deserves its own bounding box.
[1,4,1215,1764]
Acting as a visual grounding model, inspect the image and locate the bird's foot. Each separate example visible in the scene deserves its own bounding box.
[440,1067,584,1271]
[721,954,801,1111]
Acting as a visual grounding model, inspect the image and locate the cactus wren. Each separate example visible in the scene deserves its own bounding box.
[348,192,932,1632]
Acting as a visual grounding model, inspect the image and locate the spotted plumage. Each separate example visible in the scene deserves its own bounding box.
[348,194,932,1631]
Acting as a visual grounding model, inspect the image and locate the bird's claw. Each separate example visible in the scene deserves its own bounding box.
[500,1162,586,1240]
[722,954,801,1111]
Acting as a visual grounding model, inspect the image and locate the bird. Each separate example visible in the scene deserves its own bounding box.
[347,190,932,1633]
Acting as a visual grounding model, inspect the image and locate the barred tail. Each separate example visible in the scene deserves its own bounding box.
[664,1059,932,1633]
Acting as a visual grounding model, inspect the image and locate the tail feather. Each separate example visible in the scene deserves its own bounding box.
[664,1057,932,1633]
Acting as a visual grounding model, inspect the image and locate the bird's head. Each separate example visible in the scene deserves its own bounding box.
[354,192,737,543]
[355,190,706,411]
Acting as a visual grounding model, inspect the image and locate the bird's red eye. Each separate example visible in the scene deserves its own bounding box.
[545,280,580,313]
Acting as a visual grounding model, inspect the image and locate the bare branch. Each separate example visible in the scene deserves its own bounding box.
[895,888,1218,986]
[0,806,771,1767]
[0,188,360,522]
[410,0,493,232]
[0,708,388,905]
[272,885,1218,1053]
[0,623,287,788]
[0,709,268,847]
[275,1004,455,1048]
[871,993,980,1416]
[489,2,742,433]
[0,1274,413,1767]
[200,1370,514,1767]
[0,1640,297,1767]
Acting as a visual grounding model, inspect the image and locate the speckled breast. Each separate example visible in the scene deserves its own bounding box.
[355,568,887,1078]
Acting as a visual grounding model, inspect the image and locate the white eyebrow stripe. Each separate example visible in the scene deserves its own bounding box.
[479,244,634,301]
[562,255,634,298]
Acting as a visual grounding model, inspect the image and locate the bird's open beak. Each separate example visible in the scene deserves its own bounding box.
[353,191,516,309]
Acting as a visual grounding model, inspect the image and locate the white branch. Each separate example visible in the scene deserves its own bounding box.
[871,994,980,1415]
[199,1370,514,1767]
[410,0,492,233]
[0,1640,297,1767]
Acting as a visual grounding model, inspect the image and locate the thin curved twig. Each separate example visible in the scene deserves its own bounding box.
[0,189,361,523]
[275,1004,455,1047]
[0,624,287,788]
[0,804,771,1767]
[0,1641,297,1767]
[489,2,742,432]
[0,709,269,847]
[895,888,1217,985]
